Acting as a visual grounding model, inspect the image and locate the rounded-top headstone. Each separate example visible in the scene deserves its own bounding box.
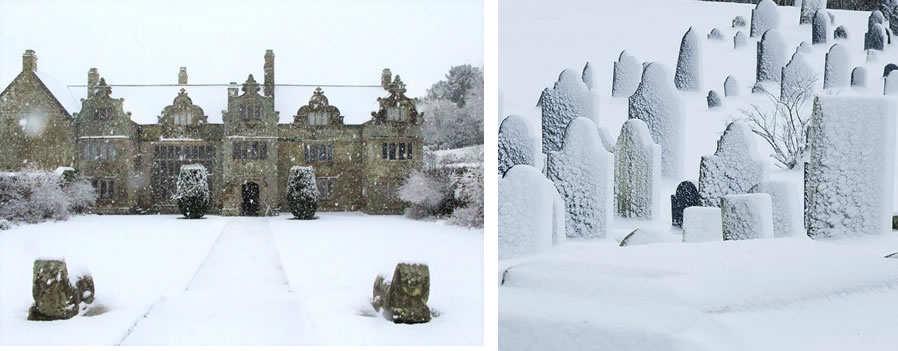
[851,66,868,87]
[724,75,739,97]
[499,115,536,176]
[751,0,780,38]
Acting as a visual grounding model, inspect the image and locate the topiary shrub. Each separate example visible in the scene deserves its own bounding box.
[286,166,319,219]
[172,164,209,219]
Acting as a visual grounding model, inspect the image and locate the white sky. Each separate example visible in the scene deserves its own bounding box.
[0,0,483,98]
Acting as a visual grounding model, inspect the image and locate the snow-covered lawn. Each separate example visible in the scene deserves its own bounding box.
[0,213,482,345]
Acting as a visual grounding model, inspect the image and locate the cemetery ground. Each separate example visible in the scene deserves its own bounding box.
[500,0,898,349]
[0,213,483,345]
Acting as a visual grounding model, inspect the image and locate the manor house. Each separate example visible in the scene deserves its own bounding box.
[0,50,423,215]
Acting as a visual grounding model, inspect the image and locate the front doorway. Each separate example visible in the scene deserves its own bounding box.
[241,182,260,216]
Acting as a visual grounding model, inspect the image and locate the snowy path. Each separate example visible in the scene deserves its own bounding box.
[120,218,317,345]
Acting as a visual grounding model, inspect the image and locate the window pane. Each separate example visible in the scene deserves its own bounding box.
[108,180,115,198]
[319,144,326,160]
[84,143,90,160]
[310,145,318,161]
[260,142,268,160]
[100,181,106,198]
[407,143,413,159]
[304,144,309,161]
[109,143,116,160]
[255,106,261,119]
[327,144,333,161]
[399,143,405,160]
[382,143,387,159]
[389,143,396,160]
[91,144,98,160]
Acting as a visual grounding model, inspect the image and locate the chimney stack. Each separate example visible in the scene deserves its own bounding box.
[381,68,392,90]
[178,67,188,85]
[228,82,238,101]
[22,50,37,72]
[87,68,100,98]
[263,50,275,102]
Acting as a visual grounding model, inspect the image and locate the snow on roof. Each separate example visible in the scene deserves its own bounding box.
[63,84,386,125]
[33,71,80,115]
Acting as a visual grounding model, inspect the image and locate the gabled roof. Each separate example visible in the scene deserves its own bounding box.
[0,70,80,120]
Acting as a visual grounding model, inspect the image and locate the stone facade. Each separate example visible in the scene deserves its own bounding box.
[0,50,423,215]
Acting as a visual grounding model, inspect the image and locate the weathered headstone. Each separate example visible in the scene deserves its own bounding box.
[613,50,642,97]
[708,28,725,40]
[733,16,746,28]
[851,66,868,87]
[722,194,774,240]
[548,118,613,238]
[893,213,898,230]
[372,263,431,324]
[539,65,596,154]
[499,165,559,258]
[886,70,898,95]
[757,29,787,83]
[806,96,897,238]
[629,62,685,179]
[885,64,898,78]
[824,44,850,89]
[724,75,739,97]
[834,25,848,39]
[781,52,814,101]
[28,259,94,321]
[796,41,813,54]
[675,27,702,91]
[699,121,767,207]
[683,206,723,242]
[750,181,803,238]
[734,31,748,49]
[498,115,536,176]
[812,10,829,44]
[751,0,780,37]
[866,22,887,51]
[671,180,700,227]
[707,90,722,108]
[614,119,661,220]
[800,0,826,24]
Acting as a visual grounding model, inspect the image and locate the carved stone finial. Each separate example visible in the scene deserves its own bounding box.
[242,74,260,94]
[96,77,112,97]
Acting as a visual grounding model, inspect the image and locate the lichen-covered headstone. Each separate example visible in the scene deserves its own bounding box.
[805,96,896,238]
[781,52,815,101]
[834,25,848,39]
[671,180,700,227]
[498,115,536,176]
[614,119,661,220]
[683,206,723,243]
[675,27,702,91]
[707,90,722,108]
[734,31,748,49]
[629,62,685,179]
[612,50,642,97]
[824,44,850,89]
[547,118,613,238]
[499,165,558,258]
[800,0,825,24]
[539,65,597,154]
[699,121,767,207]
[733,15,746,28]
[757,29,787,83]
[708,28,725,40]
[866,22,887,51]
[852,66,868,87]
[885,70,898,95]
[750,181,803,238]
[812,10,829,44]
[28,259,94,321]
[373,263,431,324]
[724,75,739,97]
[751,0,780,37]
[722,194,774,240]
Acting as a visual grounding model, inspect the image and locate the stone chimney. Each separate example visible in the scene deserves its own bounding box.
[381,68,392,90]
[22,50,37,72]
[87,68,100,98]
[178,67,188,85]
[263,50,275,102]
[228,81,239,101]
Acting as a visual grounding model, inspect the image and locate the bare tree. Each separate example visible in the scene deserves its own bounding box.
[734,75,818,170]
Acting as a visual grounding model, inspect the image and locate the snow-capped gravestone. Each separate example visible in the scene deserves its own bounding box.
[614,119,661,219]
[750,180,803,238]
[548,118,613,238]
[707,90,722,108]
[806,96,897,238]
[613,50,642,97]
[722,194,774,240]
[866,23,887,50]
[724,76,739,96]
[499,165,558,259]
[28,259,95,321]
[619,229,676,247]
[173,164,210,219]
[751,0,780,38]
[597,127,616,153]
[699,121,767,207]
[812,10,829,44]
[781,52,815,101]
[852,66,868,87]
[708,28,725,40]
[796,41,813,54]
[824,44,850,89]
[757,29,787,83]
[869,10,885,32]
[582,61,597,90]
[372,263,431,324]
[886,71,898,95]
[498,115,536,176]
[733,16,746,28]
[834,25,848,39]
[539,65,597,154]
[671,180,700,227]
[286,166,319,220]
[629,63,685,179]
[675,27,702,91]
[800,0,826,24]
[682,206,723,243]
[886,64,898,78]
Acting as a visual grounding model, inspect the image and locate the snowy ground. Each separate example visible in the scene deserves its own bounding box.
[0,213,482,345]
[500,0,898,349]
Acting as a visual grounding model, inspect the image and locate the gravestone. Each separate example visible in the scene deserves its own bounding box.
[539,65,596,154]
[671,180,700,227]
[614,119,661,220]
[851,66,868,87]
[683,206,723,242]
[372,263,431,324]
[886,71,898,95]
[734,31,748,48]
[757,29,787,83]
[708,28,725,40]
[781,52,814,101]
[834,25,848,39]
[675,27,702,91]
[629,62,685,179]
[707,90,722,108]
[796,41,813,54]
[733,15,746,28]
[724,75,739,96]
[800,0,825,24]
[812,10,828,44]
[28,259,94,321]
[885,64,898,78]
[619,228,676,246]
[751,0,780,37]
[699,121,767,207]
[866,23,887,51]
[750,181,803,238]
[613,50,642,97]
[722,194,774,240]
[824,44,850,89]
[499,165,558,259]
[499,115,536,176]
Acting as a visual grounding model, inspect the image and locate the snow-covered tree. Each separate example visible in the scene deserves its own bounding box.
[425,64,483,108]
[398,169,448,219]
[286,166,319,220]
[420,80,483,150]
[675,27,702,91]
[0,169,93,224]
[173,164,209,219]
[449,160,483,228]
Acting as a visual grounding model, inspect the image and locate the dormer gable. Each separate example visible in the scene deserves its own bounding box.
[294,87,343,126]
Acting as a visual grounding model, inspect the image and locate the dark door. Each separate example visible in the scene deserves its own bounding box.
[241,182,260,216]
